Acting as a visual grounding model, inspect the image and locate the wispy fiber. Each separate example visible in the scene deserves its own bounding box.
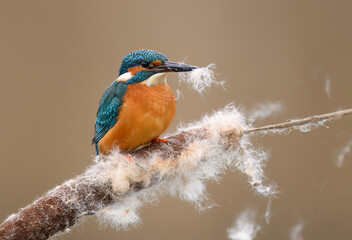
[325,77,332,99]
[227,209,261,240]
[335,138,352,168]
[249,101,283,122]
[178,64,223,93]
[290,221,305,240]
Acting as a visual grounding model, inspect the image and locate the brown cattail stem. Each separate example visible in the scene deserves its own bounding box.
[243,108,352,134]
[0,130,205,240]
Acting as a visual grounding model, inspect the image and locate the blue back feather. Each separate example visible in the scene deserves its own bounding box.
[92,81,127,148]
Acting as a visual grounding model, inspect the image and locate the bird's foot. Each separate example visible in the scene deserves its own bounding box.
[152,138,170,145]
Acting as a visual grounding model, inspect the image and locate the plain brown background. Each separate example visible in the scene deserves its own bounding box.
[1,0,352,239]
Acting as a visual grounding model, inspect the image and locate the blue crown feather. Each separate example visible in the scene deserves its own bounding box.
[119,49,168,75]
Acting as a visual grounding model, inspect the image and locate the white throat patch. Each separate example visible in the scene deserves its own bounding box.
[142,73,168,86]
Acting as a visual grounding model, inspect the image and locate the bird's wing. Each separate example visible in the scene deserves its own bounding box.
[92,81,127,144]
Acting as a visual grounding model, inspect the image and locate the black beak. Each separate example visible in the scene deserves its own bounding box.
[153,61,197,73]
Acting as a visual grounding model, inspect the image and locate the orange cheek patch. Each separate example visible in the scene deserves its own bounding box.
[152,60,162,66]
[128,66,149,75]
[128,60,163,75]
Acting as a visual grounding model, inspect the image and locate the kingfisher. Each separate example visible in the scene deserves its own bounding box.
[92,49,197,155]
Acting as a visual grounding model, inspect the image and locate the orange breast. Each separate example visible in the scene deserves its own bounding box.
[98,83,176,154]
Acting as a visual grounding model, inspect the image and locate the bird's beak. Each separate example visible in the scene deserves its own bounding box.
[153,61,197,73]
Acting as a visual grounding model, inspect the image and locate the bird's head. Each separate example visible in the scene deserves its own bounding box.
[117,49,197,84]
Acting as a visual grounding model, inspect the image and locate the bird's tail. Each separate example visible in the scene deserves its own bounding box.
[95,143,99,155]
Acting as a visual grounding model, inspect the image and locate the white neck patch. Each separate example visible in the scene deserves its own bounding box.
[116,72,133,82]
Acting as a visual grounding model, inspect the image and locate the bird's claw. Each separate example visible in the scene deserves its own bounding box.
[125,154,134,163]
[152,138,170,145]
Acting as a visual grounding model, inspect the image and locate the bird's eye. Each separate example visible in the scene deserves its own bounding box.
[141,61,149,68]
[149,63,154,68]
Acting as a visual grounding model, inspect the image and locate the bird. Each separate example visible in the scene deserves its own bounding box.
[92,49,197,155]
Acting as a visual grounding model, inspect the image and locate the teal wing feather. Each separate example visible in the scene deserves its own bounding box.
[92,81,127,145]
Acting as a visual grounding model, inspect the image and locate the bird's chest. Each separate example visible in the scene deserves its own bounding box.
[110,82,176,151]
[122,83,176,118]
[97,82,176,153]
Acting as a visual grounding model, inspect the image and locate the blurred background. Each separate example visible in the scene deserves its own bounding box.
[1,0,352,239]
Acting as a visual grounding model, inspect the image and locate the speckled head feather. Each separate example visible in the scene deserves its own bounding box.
[119,49,168,76]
